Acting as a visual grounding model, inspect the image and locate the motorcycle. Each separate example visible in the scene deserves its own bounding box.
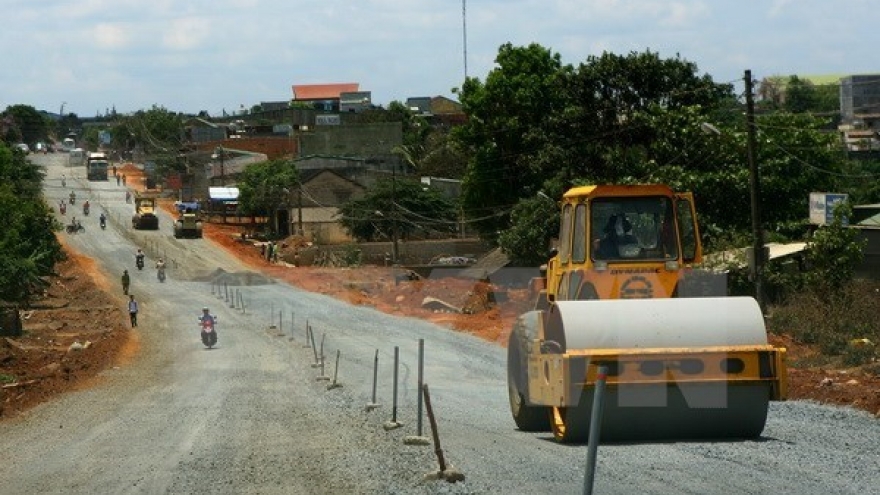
[69,192,76,205]
[136,254,145,270]
[99,215,107,230]
[157,266,166,282]
[66,222,84,234]
[200,316,218,349]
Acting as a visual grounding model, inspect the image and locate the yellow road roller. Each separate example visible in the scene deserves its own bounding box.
[507,185,787,442]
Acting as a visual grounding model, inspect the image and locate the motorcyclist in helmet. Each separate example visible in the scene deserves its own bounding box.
[156,258,166,281]
[135,248,145,269]
[199,307,216,328]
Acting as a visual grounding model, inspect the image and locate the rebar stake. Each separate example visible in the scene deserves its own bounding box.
[309,326,319,364]
[365,349,381,411]
[312,331,325,368]
[383,346,403,430]
[315,334,329,379]
[422,383,465,483]
[326,350,342,389]
[583,365,609,495]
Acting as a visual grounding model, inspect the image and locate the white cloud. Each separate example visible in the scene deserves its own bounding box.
[162,17,212,51]
[93,23,130,50]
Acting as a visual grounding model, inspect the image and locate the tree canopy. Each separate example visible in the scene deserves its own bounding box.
[1,104,51,146]
[454,44,736,256]
[0,143,63,305]
[339,179,458,242]
[454,43,856,264]
[236,159,300,232]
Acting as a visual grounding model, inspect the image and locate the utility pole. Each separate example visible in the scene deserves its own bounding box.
[744,70,765,313]
[391,165,400,264]
[214,145,225,186]
[220,147,225,186]
[297,186,303,236]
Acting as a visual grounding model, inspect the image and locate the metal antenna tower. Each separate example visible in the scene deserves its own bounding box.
[462,0,468,79]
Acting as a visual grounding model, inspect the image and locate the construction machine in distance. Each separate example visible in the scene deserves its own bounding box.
[131,192,160,230]
[507,184,787,443]
[173,201,203,239]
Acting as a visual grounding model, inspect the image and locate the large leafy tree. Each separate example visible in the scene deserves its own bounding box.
[236,159,300,231]
[455,43,568,239]
[552,50,733,184]
[648,111,844,245]
[455,44,734,259]
[2,104,50,146]
[0,143,63,305]
[339,179,457,242]
[784,76,839,115]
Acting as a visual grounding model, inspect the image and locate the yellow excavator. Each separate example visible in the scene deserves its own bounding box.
[507,184,787,442]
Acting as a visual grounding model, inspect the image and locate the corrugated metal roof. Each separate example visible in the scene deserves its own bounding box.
[292,83,359,100]
[859,212,880,227]
[209,187,240,200]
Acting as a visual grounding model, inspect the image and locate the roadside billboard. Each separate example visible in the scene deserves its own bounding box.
[809,192,849,226]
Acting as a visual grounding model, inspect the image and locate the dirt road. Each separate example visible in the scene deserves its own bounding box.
[1,153,878,494]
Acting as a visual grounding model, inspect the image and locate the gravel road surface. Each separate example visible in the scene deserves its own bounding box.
[0,154,877,494]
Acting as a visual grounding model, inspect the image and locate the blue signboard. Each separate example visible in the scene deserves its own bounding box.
[809,192,848,226]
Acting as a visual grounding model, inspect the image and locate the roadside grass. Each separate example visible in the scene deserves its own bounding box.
[769,279,880,370]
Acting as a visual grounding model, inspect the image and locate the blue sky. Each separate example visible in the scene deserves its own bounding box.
[1,0,875,117]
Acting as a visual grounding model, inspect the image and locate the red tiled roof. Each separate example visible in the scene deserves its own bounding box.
[292,83,360,100]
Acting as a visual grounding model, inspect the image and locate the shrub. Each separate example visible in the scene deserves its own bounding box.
[769,280,880,365]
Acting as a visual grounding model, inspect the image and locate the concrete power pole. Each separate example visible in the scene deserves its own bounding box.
[744,69,766,313]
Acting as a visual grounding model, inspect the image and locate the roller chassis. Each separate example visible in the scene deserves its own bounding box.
[506,184,788,443]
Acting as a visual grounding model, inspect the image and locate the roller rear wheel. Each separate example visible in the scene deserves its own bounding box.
[507,312,551,432]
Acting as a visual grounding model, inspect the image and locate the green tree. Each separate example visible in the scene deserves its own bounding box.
[803,203,866,293]
[115,105,184,155]
[497,194,560,265]
[339,179,457,242]
[0,143,63,305]
[236,159,300,233]
[454,44,732,254]
[455,43,568,240]
[783,76,840,115]
[784,76,819,114]
[657,112,844,248]
[2,104,50,146]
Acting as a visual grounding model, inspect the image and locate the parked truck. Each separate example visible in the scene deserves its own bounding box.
[86,152,109,181]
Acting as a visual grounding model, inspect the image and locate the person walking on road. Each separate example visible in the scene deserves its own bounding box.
[128,294,139,328]
[121,269,130,295]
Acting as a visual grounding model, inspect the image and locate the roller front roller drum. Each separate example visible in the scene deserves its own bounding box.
[507,297,786,443]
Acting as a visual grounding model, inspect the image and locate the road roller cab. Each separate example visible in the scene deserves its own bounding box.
[508,184,787,443]
[541,184,702,304]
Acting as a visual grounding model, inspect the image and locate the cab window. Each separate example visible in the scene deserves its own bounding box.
[559,203,572,263]
[572,203,586,263]
[676,198,698,262]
